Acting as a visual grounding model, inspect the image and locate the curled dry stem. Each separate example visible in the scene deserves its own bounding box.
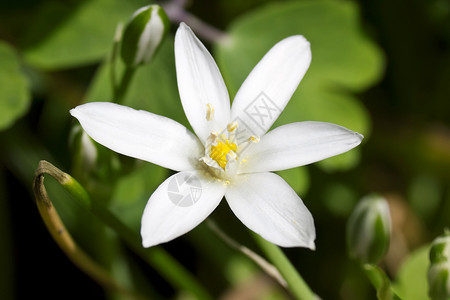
[32,160,145,300]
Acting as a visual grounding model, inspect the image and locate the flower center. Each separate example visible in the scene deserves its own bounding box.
[201,104,259,176]
[210,139,237,170]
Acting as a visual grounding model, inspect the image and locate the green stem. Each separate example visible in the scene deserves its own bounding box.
[35,160,213,300]
[363,264,400,300]
[114,66,136,104]
[33,161,146,300]
[94,207,213,300]
[109,22,123,99]
[251,233,317,300]
[207,220,287,287]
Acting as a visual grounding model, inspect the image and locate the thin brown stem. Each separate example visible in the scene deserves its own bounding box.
[163,0,229,44]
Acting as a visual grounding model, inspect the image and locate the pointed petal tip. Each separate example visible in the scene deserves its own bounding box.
[279,35,311,64]
[291,34,310,46]
[141,238,151,248]
[141,228,165,248]
[286,34,311,57]
[290,235,316,250]
[69,103,96,118]
[307,239,316,251]
[177,22,190,35]
[289,234,316,250]
[354,131,364,145]
[176,22,194,43]
[141,237,157,248]
[69,107,78,117]
[272,235,316,250]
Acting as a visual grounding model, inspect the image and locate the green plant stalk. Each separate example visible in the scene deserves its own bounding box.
[114,66,136,104]
[363,264,400,300]
[35,160,213,300]
[93,206,213,300]
[109,23,123,98]
[251,232,317,299]
[207,219,287,287]
[108,22,136,104]
[33,161,146,300]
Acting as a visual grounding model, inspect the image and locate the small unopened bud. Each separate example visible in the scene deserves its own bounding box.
[346,194,391,264]
[428,231,450,300]
[120,5,169,67]
[69,124,98,172]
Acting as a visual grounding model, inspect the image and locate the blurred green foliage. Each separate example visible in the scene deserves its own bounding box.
[393,246,430,300]
[215,0,383,174]
[0,41,30,130]
[1,0,450,299]
[22,0,147,69]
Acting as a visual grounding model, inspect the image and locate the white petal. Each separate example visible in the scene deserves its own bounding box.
[175,23,230,143]
[225,172,315,248]
[239,121,363,173]
[141,171,226,247]
[70,102,202,171]
[230,35,311,139]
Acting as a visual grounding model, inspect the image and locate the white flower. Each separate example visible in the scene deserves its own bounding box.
[71,23,363,249]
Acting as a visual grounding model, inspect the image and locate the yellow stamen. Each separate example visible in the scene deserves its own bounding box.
[227,122,238,132]
[248,135,260,143]
[206,104,214,121]
[210,139,237,170]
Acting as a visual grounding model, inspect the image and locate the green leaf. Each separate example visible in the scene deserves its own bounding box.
[45,175,119,266]
[0,41,31,130]
[110,162,167,232]
[22,0,146,70]
[215,0,383,170]
[363,264,400,300]
[393,246,431,300]
[225,255,286,299]
[87,38,189,126]
[276,167,309,195]
[226,255,259,285]
[364,265,389,300]
[322,182,357,217]
[408,174,442,221]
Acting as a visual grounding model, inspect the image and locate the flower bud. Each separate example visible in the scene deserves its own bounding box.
[346,194,391,264]
[69,124,98,172]
[120,5,169,67]
[428,231,450,300]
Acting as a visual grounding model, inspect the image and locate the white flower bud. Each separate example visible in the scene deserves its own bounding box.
[346,194,391,264]
[120,5,169,67]
[428,231,450,300]
[69,124,98,171]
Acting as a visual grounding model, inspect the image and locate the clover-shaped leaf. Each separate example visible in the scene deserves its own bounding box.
[216,0,384,170]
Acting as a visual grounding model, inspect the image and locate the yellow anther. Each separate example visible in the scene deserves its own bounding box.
[248,135,260,143]
[227,122,238,132]
[206,104,214,121]
[210,139,237,170]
